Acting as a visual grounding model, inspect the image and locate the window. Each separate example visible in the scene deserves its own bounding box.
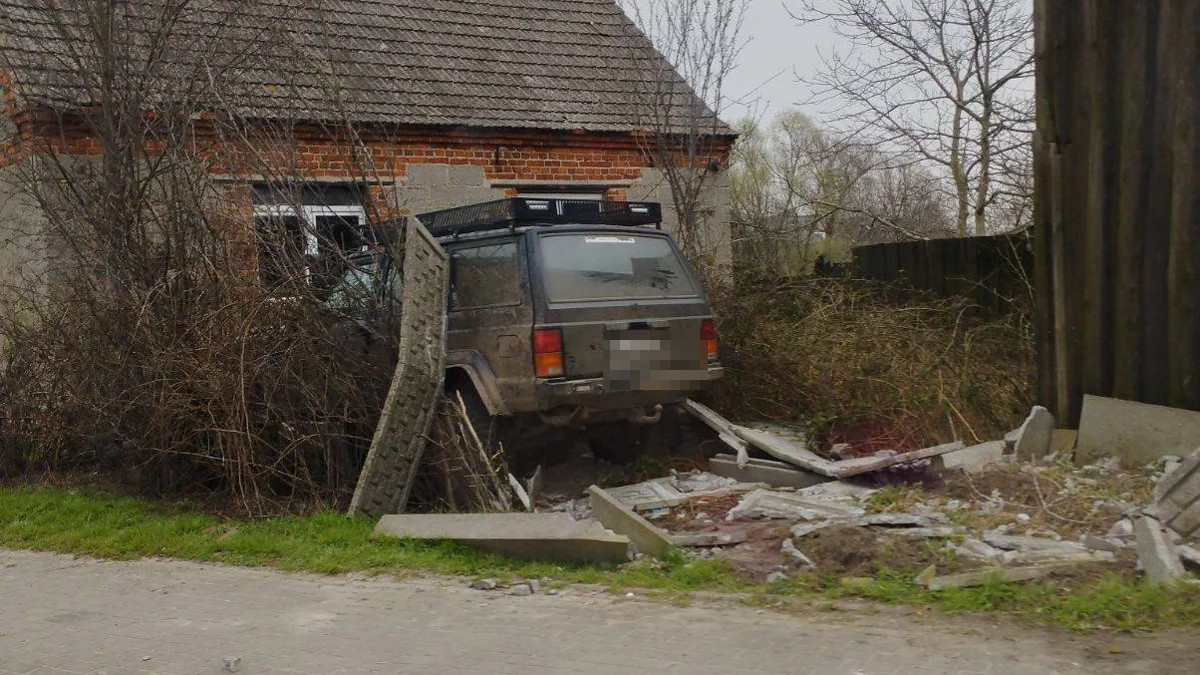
[253,202,371,290]
[449,242,522,310]
[539,233,698,302]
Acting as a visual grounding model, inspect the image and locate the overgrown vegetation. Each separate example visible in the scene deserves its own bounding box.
[2,486,1197,633]
[710,276,1035,452]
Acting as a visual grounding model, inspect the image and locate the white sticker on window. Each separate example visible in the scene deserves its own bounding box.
[584,236,636,244]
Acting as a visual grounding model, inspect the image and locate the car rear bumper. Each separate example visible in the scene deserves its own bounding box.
[531,366,724,418]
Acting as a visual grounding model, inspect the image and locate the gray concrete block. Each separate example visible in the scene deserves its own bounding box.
[447,165,487,186]
[587,485,675,559]
[1078,395,1200,465]
[1013,406,1055,462]
[406,164,450,187]
[373,513,631,564]
[1133,516,1186,584]
[934,441,1006,473]
[1155,447,1200,540]
[708,454,829,489]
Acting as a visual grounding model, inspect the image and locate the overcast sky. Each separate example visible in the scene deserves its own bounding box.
[723,1,842,124]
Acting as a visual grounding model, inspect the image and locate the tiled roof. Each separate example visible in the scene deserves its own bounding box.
[0,0,729,134]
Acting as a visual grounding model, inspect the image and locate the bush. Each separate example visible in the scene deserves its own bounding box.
[709,276,1035,453]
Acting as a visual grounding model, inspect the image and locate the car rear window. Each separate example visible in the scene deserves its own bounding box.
[539,233,698,302]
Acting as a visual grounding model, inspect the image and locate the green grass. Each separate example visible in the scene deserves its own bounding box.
[2,486,1198,633]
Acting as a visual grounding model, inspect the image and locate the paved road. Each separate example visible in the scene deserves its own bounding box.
[0,549,1186,675]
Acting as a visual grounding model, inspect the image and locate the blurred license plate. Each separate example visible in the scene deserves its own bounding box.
[605,327,707,392]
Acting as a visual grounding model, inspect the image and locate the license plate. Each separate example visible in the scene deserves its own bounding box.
[604,327,707,392]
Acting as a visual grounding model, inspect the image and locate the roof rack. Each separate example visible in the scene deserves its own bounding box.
[415,198,663,238]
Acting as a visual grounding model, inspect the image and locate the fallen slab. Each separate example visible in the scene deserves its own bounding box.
[587,485,675,559]
[708,454,829,489]
[733,426,966,479]
[1154,447,1200,540]
[602,474,764,513]
[373,513,631,564]
[672,531,751,547]
[982,533,1086,553]
[934,441,1006,474]
[1077,395,1200,464]
[728,488,866,521]
[926,564,1083,590]
[684,400,752,467]
[1134,516,1186,584]
[999,549,1113,566]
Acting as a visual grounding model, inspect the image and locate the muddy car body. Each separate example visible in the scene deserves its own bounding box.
[414,198,721,449]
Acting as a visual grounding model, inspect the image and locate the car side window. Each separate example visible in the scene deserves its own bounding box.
[449,242,522,310]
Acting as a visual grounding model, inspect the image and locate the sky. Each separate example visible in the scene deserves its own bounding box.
[722,1,843,125]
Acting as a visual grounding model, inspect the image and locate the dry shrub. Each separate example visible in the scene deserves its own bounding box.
[710,276,1035,452]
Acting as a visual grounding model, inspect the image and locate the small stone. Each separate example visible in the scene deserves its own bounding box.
[1107,518,1135,539]
[142,657,151,662]
[781,538,816,567]
[915,564,938,586]
[469,578,498,591]
[223,657,241,673]
[508,583,534,597]
[1081,534,1125,552]
[1016,513,1031,524]
[766,571,788,583]
[625,592,635,598]
[527,579,540,593]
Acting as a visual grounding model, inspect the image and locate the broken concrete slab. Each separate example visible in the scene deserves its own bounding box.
[684,400,752,467]
[708,454,829,490]
[733,426,967,479]
[1155,447,1200,540]
[781,538,816,567]
[1000,549,1113,566]
[790,521,841,539]
[1179,544,1200,572]
[727,488,866,521]
[373,513,631,564]
[883,526,963,539]
[1012,406,1055,462]
[672,531,751,547]
[1134,516,1186,584]
[983,533,1087,553]
[955,538,1005,562]
[602,474,762,513]
[934,441,1006,474]
[1081,534,1126,552]
[926,564,1080,590]
[586,486,675,559]
[1077,395,1200,465]
[853,513,938,528]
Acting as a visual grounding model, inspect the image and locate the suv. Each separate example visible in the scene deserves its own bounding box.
[333,198,723,458]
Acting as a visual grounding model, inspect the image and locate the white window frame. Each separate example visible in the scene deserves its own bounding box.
[253,204,368,257]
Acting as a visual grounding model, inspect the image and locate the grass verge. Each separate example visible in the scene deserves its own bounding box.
[2,487,1197,633]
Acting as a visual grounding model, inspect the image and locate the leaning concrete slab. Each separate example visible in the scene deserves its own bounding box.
[373,513,631,564]
[728,488,866,521]
[684,400,752,466]
[1134,516,1186,584]
[587,486,675,559]
[350,221,449,518]
[708,454,829,489]
[1155,447,1200,540]
[733,427,966,479]
[1013,406,1055,462]
[1077,395,1200,464]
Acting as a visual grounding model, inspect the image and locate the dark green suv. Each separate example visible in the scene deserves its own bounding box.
[334,198,723,457]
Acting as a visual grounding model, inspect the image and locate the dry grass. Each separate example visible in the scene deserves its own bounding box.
[710,277,1035,453]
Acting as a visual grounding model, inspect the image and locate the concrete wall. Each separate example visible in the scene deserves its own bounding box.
[628,168,733,272]
[386,164,506,215]
[0,161,49,301]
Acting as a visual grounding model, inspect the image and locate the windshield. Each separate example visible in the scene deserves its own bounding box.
[539,233,698,302]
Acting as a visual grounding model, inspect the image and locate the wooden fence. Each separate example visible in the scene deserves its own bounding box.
[1033,0,1199,425]
[849,233,1033,316]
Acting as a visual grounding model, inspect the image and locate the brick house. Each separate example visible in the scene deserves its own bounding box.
[0,0,735,286]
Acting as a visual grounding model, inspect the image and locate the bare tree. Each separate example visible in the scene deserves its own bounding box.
[793,0,1034,236]
[0,0,402,512]
[618,0,747,270]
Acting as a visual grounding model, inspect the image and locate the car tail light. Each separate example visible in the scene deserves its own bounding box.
[701,319,718,362]
[533,328,564,378]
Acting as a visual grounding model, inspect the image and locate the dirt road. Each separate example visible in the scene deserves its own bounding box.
[0,549,1193,675]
